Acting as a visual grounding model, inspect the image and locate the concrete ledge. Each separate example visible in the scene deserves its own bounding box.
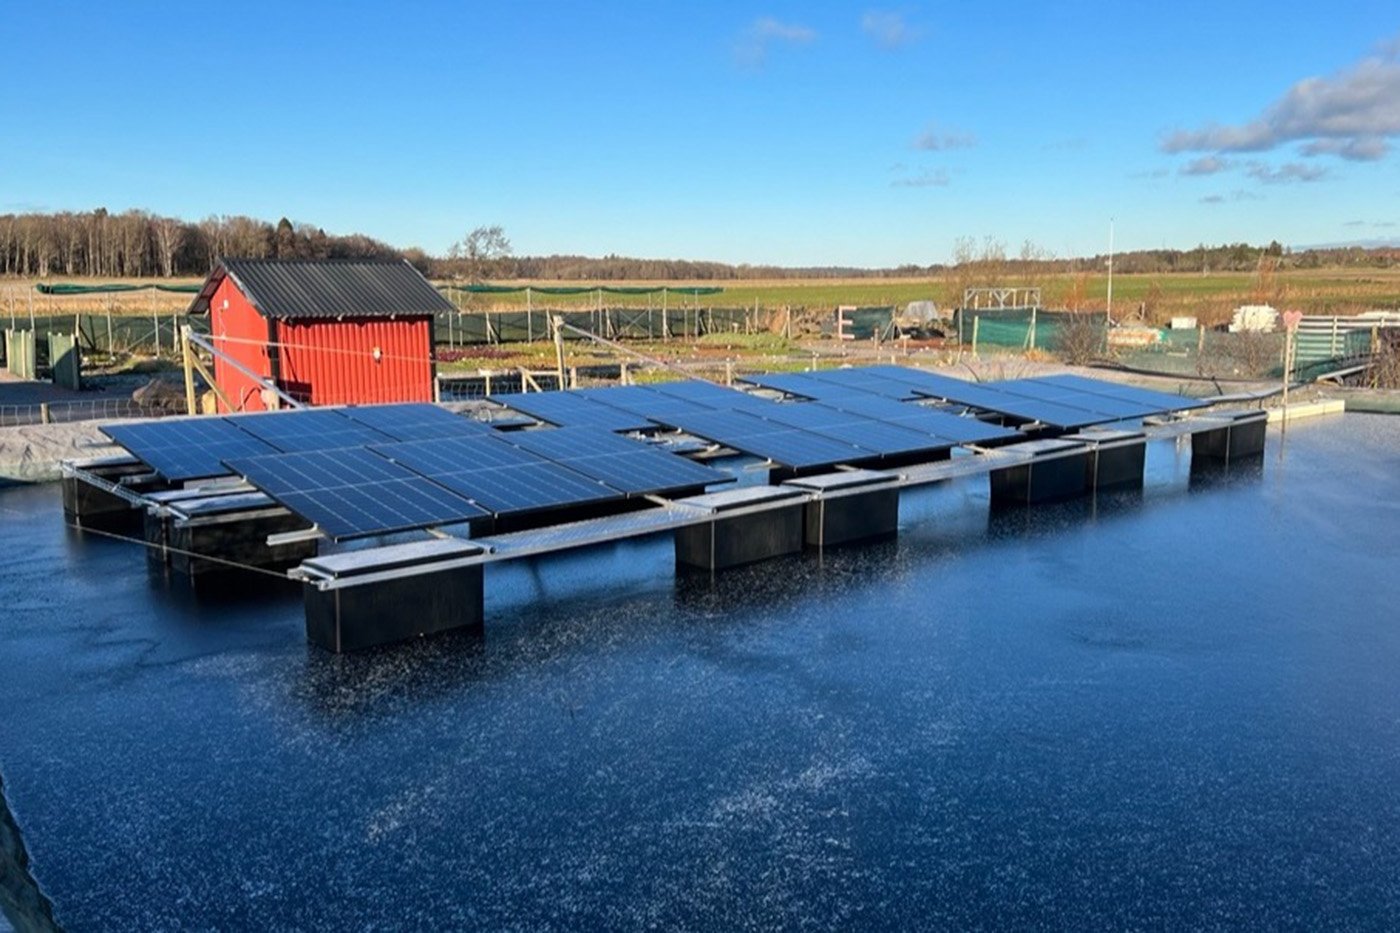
[1267,400,1346,424]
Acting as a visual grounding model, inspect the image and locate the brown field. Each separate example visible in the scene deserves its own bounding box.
[4,268,1400,329]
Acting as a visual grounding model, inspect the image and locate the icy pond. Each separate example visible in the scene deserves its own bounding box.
[2,414,1399,929]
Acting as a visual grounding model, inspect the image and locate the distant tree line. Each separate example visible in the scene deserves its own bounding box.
[3,208,1398,281]
[0,209,400,278]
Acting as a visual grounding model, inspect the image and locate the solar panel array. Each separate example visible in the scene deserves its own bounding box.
[743,365,1203,432]
[503,425,730,495]
[102,369,1204,539]
[223,447,489,539]
[375,435,623,516]
[487,391,656,432]
[101,418,280,482]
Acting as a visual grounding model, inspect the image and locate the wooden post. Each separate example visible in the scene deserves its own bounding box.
[972,315,980,358]
[552,314,566,388]
[620,361,630,385]
[153,310,160,357]
[484,371,493,396]
[181,327,197,415]
[1028,306,1037,352]
[724,361,734,386]
[526,288,533,342]
[40,402,50,424]
[570,365,578,389]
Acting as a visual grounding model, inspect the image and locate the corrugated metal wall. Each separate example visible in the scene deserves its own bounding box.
[211,278,276,412]
[275,317,433,405]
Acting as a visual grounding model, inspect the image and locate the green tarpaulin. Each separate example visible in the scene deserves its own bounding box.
[34,283,202,295]
[440,284,725,297]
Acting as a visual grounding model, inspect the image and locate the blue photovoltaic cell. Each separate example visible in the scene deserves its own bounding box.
[813,394,1016,445]
[646,381,761,407]
[223,447,486,540]
[336,403,492,441]
[502,426,733,495]
[661,410,868,469]
[1030,374,1207,412]
[801,369,924,400]
[574,386,717,421]
[754,403,951,457]
[229,408,395,453]
[101,418,280,481]
[488,391,656,432]
[989,380,1156,419]
[739,372,835,399]
[374,435,623,515]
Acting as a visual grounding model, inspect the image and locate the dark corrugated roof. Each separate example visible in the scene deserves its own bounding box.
[189,258,455,319]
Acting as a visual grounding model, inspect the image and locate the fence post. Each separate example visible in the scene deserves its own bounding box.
[972,316,980,358]
[40,402,50,425]
[153,310,160,357]
[724,361,733,386]
[552,314,566,388]
[181,326,198,415]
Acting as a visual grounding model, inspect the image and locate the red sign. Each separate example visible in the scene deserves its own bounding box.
[1282,310,1303,331]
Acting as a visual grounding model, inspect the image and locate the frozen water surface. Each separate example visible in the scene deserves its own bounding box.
[1,415,1399,929]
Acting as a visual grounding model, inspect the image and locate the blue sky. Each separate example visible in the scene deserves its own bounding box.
[3,1,1398,266]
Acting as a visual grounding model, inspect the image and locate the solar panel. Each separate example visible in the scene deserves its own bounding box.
[646,380,760,406]
[848,365,996,402]
[753,403,951,457]
[488,391,656,432]
[989,379,1157,419]
[223,447,487,540]
[101,417,280,482]
[336,403,493,441]
[502,426,734,495]
[740,372,834,399]
[229,408,395,452]
[802,368,923,400]
[374,435,623,516]
[574,385,717,420]
[1029,374,1208,412]
[660,410,868,469]
[813,394,1016,445]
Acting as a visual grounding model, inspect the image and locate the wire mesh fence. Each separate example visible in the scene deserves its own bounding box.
[0,397,174,428]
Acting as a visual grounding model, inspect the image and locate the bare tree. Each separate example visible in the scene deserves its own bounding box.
[456,225,513,282]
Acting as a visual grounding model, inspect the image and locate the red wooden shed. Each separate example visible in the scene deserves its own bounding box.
[189,258,453,412]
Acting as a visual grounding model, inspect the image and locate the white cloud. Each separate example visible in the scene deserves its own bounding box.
[892,169,950,188]
[1180,156,1231,176]
[1299,136,1389,161]
[1161,34,1400,162]
[734,17,817,69]
[912,125,976,151]
[862,10,921,49]
[1199,189,1264,205]
[1245,161,1328,184]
